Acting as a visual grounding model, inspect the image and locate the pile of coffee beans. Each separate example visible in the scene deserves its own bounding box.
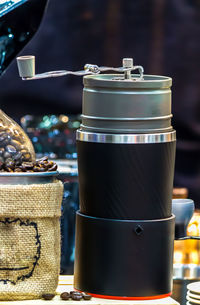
[42,291,92,301]
[0,156,57,173]
[60,291,92,301]
[0,127,33,165]
[42,293,55,300]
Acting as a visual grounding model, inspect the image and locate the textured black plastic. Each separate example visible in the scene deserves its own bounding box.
[77,140,176,220]
[74,211,175,297]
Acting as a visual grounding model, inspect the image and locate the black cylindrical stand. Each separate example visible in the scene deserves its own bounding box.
[74,212,175,298]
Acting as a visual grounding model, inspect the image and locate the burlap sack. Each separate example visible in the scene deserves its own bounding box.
[0,179,63,300]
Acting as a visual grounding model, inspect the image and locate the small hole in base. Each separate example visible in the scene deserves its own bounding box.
[134,225,143,235]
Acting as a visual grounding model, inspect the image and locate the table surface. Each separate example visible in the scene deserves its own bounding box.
[0,276,180,305]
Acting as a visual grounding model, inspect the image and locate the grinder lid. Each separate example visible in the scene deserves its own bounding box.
[82,71,173,134]
[83,73,172,89]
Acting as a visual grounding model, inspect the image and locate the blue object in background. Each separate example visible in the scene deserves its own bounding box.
[0,0,48,75]
[21,114,81,160]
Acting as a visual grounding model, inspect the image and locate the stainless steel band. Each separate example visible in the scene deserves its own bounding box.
[81,114,173,121]
[76,130,176,144]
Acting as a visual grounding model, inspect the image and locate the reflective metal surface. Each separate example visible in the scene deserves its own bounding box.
[17,57,144,81]
[173,264,200,280]
[83,73,172,89]
[81,114,173,121]
[0,171,58,184]
[76,130,176,144]
[82,73,173,133]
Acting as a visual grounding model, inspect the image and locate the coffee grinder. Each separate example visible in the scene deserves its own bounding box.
[74,59,176,299]
[17,57,177,299]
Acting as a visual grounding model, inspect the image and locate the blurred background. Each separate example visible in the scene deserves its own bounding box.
[0,0,200,302]
[0,0,200,204]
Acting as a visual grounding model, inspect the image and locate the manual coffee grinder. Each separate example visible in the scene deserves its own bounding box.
[17,57,176,299]
[74,59,176,300]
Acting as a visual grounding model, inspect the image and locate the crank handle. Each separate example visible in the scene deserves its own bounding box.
[16,56,144,80]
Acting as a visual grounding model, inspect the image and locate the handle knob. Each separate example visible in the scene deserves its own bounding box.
[122,58,133,68]
[17,55,35,78]
[122,58,133,79]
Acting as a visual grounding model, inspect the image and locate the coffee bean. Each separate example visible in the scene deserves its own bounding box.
[17,165,25,171]
[5,160,15,170]
[42,294,55,300]
[37,166,46,172]
[71,294,82,301]
[21,152,31,162]
[48,161,54,166]
[60,292,70,300]
[40,161,49,167]
[12,129,20,137]
[0,134,11,146]
[3,128,11,134]
[70,291,76,296]
[82,294,92,300]
[0,133,7,141]
[38,164,48,171]
[13,152,22,161]
[0,148,4,156]
[15,160,22,166]
[43,161,55,169]
[6,168,13,172]
[4,151,11,159]
[12,134,21,141]
[34,158,57,172]
[32,166,41,172]
[72,292,82,296]
[21,162,34,169]
[0,154,58,173]
[10,140,22,150]
[6,145,17,155]
[37,156,48,162]
[14,168,23,172]
[0,161,3,170]
[71,293,82,301]
[20,149,28,154]
[5,157,12,163]
[36,160,50,169]
[48,164,57,171]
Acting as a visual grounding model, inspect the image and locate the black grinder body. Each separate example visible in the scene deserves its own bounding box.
[74,72,176,298]
[77,140,176,220]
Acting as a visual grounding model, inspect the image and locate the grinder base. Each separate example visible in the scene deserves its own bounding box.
[74,211,175,298]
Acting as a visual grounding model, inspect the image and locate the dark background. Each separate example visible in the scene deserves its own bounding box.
[0,0,200,204]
